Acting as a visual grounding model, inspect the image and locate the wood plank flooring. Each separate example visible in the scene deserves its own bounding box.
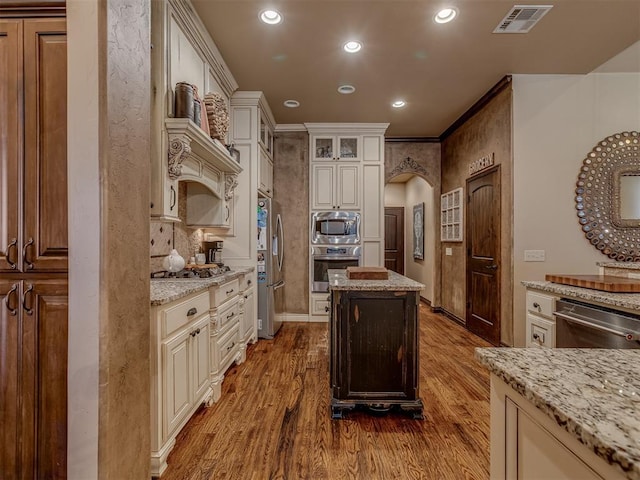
[161,304,492,480]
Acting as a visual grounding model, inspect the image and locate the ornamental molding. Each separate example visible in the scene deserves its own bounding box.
[389,156,428,178]
[168,137,190,179]
[224,174,238,201]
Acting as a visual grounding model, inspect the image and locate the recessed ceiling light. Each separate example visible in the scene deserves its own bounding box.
[260,9,282,25]
[283,99,300,108]
[392,100,406,108]
[434,7,458,24]
[343,41,362,53]
[338,85,356,94]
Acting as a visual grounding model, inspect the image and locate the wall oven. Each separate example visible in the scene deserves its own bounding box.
[554,298,640,349]
[311,211,360,245]
[311,246,361,293]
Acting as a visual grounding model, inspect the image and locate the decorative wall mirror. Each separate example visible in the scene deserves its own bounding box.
[575,131,640,261]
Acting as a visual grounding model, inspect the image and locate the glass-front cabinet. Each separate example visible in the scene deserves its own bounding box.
[312,135,359,162]
[259,114,273,156]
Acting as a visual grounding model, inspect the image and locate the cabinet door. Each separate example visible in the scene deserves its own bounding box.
[163,329,192,436]
[191,314,211,401]
[337,136,359,161]
[312,136,335,161]
[0,21,21,273]
[0,279,68,479]
[258,148,273,197]
[312,164,335,210]
[241,288,255,339]
[23,19,68,272]
[336,164,360,209]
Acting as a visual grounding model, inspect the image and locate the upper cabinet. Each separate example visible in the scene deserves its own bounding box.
[312,135,360,162]
[150,0,241,223]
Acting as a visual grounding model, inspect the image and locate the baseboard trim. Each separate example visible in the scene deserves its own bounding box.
[432,307,465,326]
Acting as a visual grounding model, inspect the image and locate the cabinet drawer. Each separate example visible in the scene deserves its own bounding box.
[311,293,331,315]
[162,291,210,338]
[213,279,239,306]
[526,291,556,319]
[215,296,239,330]
[526,313,556,348]
[216,324,239,368]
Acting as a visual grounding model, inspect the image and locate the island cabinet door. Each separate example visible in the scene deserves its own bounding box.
[332,290,419,401]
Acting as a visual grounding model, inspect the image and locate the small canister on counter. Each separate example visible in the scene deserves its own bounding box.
[174,82,194,119]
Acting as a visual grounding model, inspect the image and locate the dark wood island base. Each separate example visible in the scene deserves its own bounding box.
[328,270,425,420]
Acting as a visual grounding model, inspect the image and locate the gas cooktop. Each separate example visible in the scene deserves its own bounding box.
[151,265,230,279]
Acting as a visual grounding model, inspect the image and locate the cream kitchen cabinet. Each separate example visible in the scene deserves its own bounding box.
[151,290,212,477]
[312,163,360,210]
[490,374,625,480]
[525,289,557,347]
[209,278,241,401]
[312,135,360,162]
[238,272,257,361]
[259,147,274,197]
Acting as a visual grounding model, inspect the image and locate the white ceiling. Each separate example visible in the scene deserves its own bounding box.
[191,0,640,138]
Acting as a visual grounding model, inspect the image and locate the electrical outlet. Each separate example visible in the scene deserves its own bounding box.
[258,318,262,330]
[524,250,545,262]
[445,248,452,256]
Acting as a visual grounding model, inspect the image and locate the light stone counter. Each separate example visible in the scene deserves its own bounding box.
[150,266,254,305]
[476,347,640,480]
[522,280,640,311]
[327,269,424,291]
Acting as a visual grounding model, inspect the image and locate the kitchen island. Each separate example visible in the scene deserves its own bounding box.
[327,269,425,419]
[476,347,640,480]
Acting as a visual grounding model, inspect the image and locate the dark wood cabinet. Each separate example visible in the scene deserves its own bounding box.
[0,17,67,274]
[330,289,423,419]
[0,14,68,479]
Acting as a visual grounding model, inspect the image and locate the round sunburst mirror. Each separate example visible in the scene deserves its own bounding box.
[575,131,640,261]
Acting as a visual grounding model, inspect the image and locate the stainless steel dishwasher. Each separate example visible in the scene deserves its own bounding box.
[553,298,640,348]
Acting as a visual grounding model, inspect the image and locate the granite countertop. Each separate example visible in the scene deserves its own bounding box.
[476,348,640,480]
[327,269,424,291]
[150,266,254,306]
[522,280,640,311]
[598,262,640,271]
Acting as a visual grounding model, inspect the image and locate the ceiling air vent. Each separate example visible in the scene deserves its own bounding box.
[493,5,553,33]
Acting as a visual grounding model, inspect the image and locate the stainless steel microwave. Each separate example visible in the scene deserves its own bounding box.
[311,211,360,245]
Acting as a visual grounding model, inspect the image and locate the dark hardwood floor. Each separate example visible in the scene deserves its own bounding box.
[161,304,492,480]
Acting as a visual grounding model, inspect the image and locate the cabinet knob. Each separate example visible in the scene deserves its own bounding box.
[533,333,540,340]
[532,302,540,311]
[325,306,330,313]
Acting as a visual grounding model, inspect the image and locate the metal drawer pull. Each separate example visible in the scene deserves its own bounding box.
[190,329,201,337]
[532,333,540,340]
[247,279,252,285]
[325,306,330,313]
[5,284,18,316]
[532,302,540,310]
[23,284,34,316]
[226,312,235,319]
[553,311,638,340]
[187,307,197,316]
[6,238,17,269]
[226,288,234,295]
[23,237,34,270]
[226,342,235,352]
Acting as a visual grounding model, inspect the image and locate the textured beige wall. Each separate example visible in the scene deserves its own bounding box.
[68,0,151,477]
[273,131,309,314]
[404,177,435,302]
[384,142,442,306]
[441,86,513,345]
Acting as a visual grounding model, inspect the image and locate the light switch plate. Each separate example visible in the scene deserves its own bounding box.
[524,250,545,262]
[445,248,452,256]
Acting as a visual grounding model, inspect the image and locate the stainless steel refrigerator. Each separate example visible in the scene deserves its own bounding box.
[257,198,284,339]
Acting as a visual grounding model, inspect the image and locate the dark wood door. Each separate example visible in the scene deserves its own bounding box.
[466,166,501,345]
[0,20,21,273]
[384,207,404,274]
[23,18,67,272]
